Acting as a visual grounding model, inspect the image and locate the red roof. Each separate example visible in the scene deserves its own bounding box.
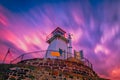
[51,27,66,34]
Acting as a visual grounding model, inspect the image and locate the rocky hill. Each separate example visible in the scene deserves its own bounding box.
[0,58,109,80]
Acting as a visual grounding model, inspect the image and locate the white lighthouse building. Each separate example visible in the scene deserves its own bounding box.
[45,27,72,59]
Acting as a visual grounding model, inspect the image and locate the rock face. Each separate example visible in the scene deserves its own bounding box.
[3,58,107,80]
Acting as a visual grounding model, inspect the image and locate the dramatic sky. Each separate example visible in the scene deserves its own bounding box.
[0,0,120,80]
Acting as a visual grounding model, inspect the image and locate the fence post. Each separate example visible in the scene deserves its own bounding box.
[21,54,24,61]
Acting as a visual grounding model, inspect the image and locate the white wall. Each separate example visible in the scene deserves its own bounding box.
[46,38,68,59]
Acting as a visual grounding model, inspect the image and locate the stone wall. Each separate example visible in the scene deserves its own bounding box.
[4,58,100,80]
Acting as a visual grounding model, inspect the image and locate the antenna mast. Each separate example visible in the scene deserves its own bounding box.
[68,33,72,58]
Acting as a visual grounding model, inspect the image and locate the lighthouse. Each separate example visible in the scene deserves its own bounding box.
[45,27,72,59]
[6,27,104,80]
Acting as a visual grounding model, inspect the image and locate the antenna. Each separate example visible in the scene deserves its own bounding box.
[67,33,73,58]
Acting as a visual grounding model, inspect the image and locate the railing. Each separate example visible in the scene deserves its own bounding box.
[83,57,93,69]
[46,33,53,41]
[10,50,62,64]
[10,50,93,69]
[10,50,47,64]
[70,54,93,69]
[46,33,66,42]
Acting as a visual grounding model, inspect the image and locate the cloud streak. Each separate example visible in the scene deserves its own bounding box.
[0,0,120,80]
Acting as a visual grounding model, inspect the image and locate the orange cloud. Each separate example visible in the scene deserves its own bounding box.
[110,68,120,80]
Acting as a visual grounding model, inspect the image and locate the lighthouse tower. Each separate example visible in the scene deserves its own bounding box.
[45,27,69,59]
